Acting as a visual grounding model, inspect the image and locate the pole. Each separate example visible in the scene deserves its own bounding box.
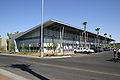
[97,31,99,47]
[40,0,44,57]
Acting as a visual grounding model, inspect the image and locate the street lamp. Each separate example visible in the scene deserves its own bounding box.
[40,0,44,57]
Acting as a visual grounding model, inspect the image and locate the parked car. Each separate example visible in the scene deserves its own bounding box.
[74,47,94,54]
[95,47,104,52]
[90,48,98,53]
[103,47,110,51]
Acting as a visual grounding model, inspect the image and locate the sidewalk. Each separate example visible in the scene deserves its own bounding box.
[0,69,29,80]
[0,74,12,80]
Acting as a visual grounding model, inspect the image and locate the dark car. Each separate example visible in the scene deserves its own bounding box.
[92,47,104,52]
[96,47,104,52]
[103,47,110,51]
[90,48,98,53]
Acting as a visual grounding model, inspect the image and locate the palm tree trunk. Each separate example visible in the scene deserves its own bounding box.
[84,25,87,48]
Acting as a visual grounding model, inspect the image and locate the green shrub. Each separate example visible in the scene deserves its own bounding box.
[10,44,15,52]
[23,44,29,51]
[52,43,58,53]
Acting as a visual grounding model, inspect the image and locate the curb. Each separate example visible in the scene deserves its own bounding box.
[0,53,72,59]
[0,69,29,80]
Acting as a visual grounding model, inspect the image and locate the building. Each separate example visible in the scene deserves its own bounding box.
[13,20,115,53]
[110,43,120,47]
[0,38,9,52]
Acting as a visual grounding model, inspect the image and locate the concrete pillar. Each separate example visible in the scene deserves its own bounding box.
[60,26,64,54]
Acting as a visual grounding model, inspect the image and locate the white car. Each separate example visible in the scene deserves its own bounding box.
[74,47,94,53]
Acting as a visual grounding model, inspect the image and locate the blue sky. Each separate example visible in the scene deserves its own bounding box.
[0,0,120,42]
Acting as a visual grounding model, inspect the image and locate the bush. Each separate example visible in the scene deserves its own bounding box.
[10,44,15,52]
[16,52,36,54]
[0,47,4,52]
[52,43,58,53]
[6,51,37,54]
[23,44,29,51]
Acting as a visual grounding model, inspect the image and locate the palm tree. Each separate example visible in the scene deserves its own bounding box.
[83,22,87,47]
[7,31,20,52]
[83,22,87,31]
[104,33,107,47]
[7,33,13,39]
[109,35,112,47]
[14,31,20,34]
[95,28,100,47]
[104,33,107,37]
[7,31,20,39]
[109,35,112,39]
[0,35,1,37]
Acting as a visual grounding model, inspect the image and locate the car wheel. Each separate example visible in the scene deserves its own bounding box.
[84,51,87,54]
[74,51,77,53]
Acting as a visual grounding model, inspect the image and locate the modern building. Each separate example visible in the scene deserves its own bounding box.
[13,20,115,53]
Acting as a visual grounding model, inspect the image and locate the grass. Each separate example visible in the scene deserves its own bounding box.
[5,52,38,54]
[3,52,68,57]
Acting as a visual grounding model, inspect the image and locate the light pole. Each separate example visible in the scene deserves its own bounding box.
[40,0,44,57]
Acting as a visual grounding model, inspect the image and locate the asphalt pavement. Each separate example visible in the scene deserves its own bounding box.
[0,51,120,80]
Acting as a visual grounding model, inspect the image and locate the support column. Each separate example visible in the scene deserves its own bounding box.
[79,32,81,47]
[82,32,84,47]
[60,26,64,55]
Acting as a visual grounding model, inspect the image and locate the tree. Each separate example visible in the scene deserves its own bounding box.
[0,47,4,52]
[23,44,29,52]
[104,33,107,47]
[82,22,87,47]
[52,43,58,53]
[95,28,100,35]
[7,33,14,39]
[95,28,100,47]
[7,31,21,52]
[109,35,112,39]
[31,43,37,52]
[109,35,112,47]
[104,33,107,37]
[7,31,20,39]
[83,22,87,30]
[10,44,15,52]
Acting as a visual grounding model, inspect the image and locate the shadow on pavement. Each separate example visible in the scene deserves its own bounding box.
[106,58,120,63]
[6,64,49,80]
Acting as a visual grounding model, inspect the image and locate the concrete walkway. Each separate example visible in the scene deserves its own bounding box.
[0,69,29,80]
[0,74,12,80]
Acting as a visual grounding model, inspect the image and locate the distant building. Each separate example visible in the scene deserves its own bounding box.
[12,20,115,53]
[0,38,9,52]
[110,43,120,46]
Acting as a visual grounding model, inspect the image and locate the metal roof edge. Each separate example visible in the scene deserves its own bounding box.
[50,19,115,41]
[15,19,115,41]
[14,20,53,39]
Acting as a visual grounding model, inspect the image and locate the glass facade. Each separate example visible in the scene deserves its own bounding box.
[15,21,112,52]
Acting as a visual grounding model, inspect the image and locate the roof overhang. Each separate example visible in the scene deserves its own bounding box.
[14,19,115,41]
